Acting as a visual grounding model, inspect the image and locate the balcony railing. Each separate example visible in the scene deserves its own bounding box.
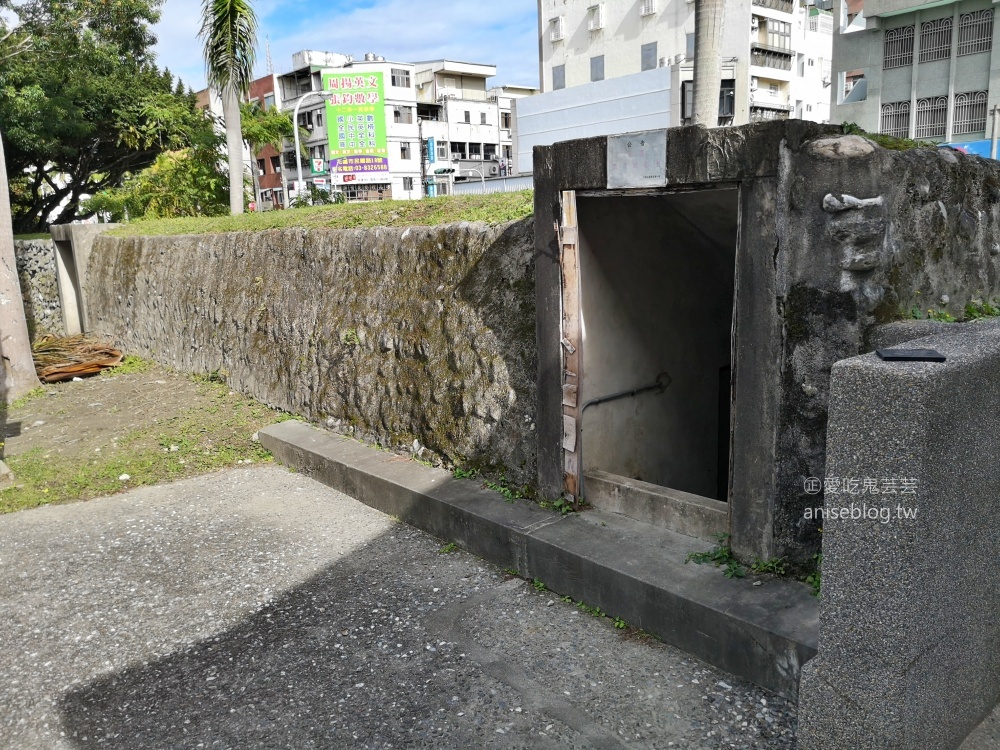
[752,0,793,13]
[751,44,793,70]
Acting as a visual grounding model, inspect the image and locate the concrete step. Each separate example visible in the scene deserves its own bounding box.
[259,420,819,700]
[585,469,729,542]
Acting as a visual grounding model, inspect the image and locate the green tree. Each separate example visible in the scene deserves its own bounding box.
[240,101,295,208]
[0,0,195,232]
[199,0,258,215]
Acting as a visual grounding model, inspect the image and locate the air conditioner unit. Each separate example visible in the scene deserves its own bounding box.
[751,17,759,31]
[549,16,565,41]
[490,165,499,175]
[639,0,656,17]
[588,4,604,30]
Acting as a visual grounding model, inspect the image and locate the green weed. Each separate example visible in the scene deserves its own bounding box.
[686,533,747,579]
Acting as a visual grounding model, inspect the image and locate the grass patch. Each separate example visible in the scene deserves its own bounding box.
[108,192,534,238]
[685,533,746,579]
[0,377,289,514]
[13,233,51,241]
[842,122,936,151]
[102,354,154,377]
[10,386,48,409]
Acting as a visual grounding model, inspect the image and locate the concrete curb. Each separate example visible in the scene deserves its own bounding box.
[259,420,819,699]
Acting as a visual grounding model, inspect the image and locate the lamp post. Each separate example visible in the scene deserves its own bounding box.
[293,90,334,202]
[462,168,485,190]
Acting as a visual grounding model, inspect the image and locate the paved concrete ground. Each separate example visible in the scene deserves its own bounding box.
[0,465,805,749]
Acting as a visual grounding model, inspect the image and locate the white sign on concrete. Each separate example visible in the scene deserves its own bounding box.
[607,130,667,189]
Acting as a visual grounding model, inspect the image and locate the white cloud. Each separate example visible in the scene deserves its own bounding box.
[153,0,539,92]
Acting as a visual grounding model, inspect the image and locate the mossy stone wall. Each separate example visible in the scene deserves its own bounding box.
[85,219,537,486]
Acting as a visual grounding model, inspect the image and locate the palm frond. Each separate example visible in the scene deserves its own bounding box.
[199,0,258,96]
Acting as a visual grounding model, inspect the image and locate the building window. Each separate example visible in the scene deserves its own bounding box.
[501,112,512,129]
[719,79,735,118]
[681,80,737,122]
[953,91,988,134]
[686,33,695,60]
[403,177,414,191]
[958,10,993,56]
[919,18,952,62]
[639,0,656,16]
[552,64,566,90]
[590,55,605,82]
[391,68,411,88]
[469,143,482,157]
[880,100,911,138]
[400,141,412,159]
[393,106,414,124]
[915,96,948,138]
[767,19,791,50]
[883,25,914,69]
[641,42,658,71]
[481,112,487,125]
[263,94,275,110]
[256,159,266,175]
[316,112,323,127]
[270,155,281,172]
[437,141,448,159]
[464,110,471,124]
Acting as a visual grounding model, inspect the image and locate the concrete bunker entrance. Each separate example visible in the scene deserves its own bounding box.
[572,189,738,536]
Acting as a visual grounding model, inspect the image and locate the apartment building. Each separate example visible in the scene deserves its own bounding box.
[536,0,833,126]
[831,0,998,149]
[247,74,285,208]
[413,60,537,194]
[276,50,422,202]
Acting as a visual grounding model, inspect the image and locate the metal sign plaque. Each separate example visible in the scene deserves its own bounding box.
[607,130,667,189]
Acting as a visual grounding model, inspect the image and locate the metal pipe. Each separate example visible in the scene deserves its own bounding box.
[991,105,999,161]
[576,371,672,505]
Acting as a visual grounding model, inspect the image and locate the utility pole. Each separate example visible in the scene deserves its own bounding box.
[418,117,427,198]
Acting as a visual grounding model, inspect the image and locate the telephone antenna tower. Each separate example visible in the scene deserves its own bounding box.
[266,36,274,75]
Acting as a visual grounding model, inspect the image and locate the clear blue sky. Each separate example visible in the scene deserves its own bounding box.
[154,0,540,93]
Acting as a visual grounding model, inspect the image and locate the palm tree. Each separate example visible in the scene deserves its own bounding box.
[0,131,41,404]
[199,0,258,214]
[693,0,725,127]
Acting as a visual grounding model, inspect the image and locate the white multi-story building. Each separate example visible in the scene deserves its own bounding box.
[413,60,537,195]
[536,0,833,126]
[830,0,998,152]
[277,50,422,202]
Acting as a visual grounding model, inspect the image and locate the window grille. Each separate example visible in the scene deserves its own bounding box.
[880,101,910,138]
[919,18,952,62]
[549,16,565,42]
[915,96,947,138]
[958,10,993,56]
[953,91,988,134]
[640,0,656,17]
[883,26,914,69]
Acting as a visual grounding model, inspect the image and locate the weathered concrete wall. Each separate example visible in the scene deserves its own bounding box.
[13,239,63,341]
[86,220,538,486]
[534,121,1000,562]
[798,319,1000,749]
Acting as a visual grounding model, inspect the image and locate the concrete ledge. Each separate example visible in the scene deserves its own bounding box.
[260,420,818,699]
[585,470,728,542]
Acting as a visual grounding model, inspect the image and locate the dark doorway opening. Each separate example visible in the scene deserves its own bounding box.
[577,189,739,502]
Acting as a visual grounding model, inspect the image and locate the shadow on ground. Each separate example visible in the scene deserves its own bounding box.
[56,527,548,749]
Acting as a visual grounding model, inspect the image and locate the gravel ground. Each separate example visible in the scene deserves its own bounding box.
[0,465,800,749]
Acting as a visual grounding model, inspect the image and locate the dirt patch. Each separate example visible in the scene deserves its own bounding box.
[2,363,291,513]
